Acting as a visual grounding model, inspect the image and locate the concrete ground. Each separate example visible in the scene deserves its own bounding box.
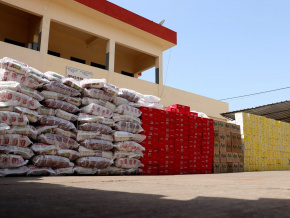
[0,171,289,218]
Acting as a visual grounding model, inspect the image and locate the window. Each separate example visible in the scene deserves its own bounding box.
[70,57,86,64]
[91,62,106,69]
[121,71,134,77]
[4,38,25,47]
[48,21,108,69]
[48,50,61,57]
[0,3,42,50]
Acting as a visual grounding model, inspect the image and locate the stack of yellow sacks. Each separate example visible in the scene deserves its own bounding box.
[235,113,290,171]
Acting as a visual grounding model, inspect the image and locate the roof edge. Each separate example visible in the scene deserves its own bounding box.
[74,0,177,45]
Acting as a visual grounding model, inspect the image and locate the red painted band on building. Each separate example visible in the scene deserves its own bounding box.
[75,0,177,45]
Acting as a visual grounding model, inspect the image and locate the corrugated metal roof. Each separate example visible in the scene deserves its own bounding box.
[221,101,290,123]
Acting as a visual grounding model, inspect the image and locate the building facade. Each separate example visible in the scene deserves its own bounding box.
[0,0,228,120]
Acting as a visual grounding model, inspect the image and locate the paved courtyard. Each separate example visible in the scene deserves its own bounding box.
[0,171,289,217]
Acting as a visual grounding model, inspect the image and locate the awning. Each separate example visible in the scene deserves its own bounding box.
[221,101,290,123]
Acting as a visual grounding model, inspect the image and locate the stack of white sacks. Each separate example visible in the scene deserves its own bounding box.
[74,79,116,175]
[137,95,163,110]
[76,81,146,175]
[32,72,82,176]
[0,57,158,176]
[0,57,46,176]
[109,88,146,175]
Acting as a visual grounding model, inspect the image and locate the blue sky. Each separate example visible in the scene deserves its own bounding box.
[109,0,290,111]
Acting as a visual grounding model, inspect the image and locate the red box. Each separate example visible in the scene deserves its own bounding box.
[202,132,214,138]
[175,138,189,147]
[175,143,189,150]
[168,104,190,112]
[144,131,159,137]
[190,155,201,160]
[174,168,189,175]
[142,143,159,150]
[175,148,189,155]
[159,169,174,175]
[202,149,214,156]
[175,128,189,134]
[159,159,175,165]
[159,122,175,129]
[143,152,158,159]
[202,118,214,127]
[142,124,159,132]
[141,169,158,175]
[141,112,151,118]
[160,116,170,123]
[189,146,201,153]
[189,135,202,142]
[159,153,175,161]
[189,138,201,145]
[199,169,212,174]
[141,136,159,148]
[179,113,189,119]
[166,107,177,112]
[189,116,203,126]
[201,163,213,169]
[182,169,189,174]
[140,107,161,114]
[160,128,175,135]
[165,111,175,117]
[159,130,175,138]
[146,147,159,153]
[188,112,198,117]
[141,140,158,148]
[203,126,214,132]
[175,117,189,124]
[189,158,201,164]
[159,143,174,150]
[159,137,175,144]
[188,169,201,174]
[188,142,201,149]
[175,153,189,160]
[201,157,213,164]
[175,160,188,165]
[142,118,160,126]
[201,141,214,150]
[159,132,175,138]
[159,147,175,153]
[189,125,203,132]
[175,133,188,139]
[188,164,201,170]
[159,164,175,170]
[141,165,158,171]
[189,151,202,158]
[141,158,158,165]
[159,142,175,150]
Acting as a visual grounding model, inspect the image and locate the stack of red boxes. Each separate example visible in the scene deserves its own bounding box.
[140,107,159,175]
[168,104,190,175]
[140,104,214,175]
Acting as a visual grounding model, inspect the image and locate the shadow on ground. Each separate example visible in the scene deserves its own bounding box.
[0,177,289,218]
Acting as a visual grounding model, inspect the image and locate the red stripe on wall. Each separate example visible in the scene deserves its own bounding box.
[74,0,177,45]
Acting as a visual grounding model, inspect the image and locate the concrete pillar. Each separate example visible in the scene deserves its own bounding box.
[106,39,115,82]
[155,55,163,96]
[39,15,50,56]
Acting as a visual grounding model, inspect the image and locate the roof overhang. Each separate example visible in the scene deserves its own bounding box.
[221,101,290,123]
[74,0,177,47]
